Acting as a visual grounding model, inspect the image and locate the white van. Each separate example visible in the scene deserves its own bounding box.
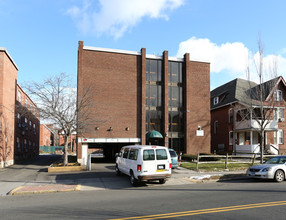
[115,145,172,186]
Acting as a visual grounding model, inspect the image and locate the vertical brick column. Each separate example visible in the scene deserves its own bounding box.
[184,53,190,153]
[141,48,146,145]
[163,51,169,147]
[77,41,84,161]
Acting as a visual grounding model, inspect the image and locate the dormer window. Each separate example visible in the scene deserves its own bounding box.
[275,90,283,101]
[213,97,219,105]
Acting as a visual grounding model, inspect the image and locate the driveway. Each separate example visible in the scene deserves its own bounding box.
[0,155,247,196]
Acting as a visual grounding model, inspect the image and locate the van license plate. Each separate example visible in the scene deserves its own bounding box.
[157,165,165,170]
[157,169,165,172]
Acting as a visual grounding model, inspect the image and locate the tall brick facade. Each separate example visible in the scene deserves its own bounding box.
[15,85,40,160]
[0,48,40,168]
[77,41,210,165]
[0,48,18,167]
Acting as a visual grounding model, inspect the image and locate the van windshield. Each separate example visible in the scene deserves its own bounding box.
[156,149,168,160]
[143,150,155,161]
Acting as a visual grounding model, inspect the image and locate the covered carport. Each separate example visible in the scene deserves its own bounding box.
[79,138,141,167]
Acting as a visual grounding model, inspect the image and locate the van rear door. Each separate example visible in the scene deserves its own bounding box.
[155,148,170,173]
[142,147,170,175]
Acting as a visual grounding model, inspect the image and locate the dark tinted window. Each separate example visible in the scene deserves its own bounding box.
[123,148,129,159]
[143,149,155,161]
[169,150,177,157]
[156,149,168,160]
[128,149,138,160]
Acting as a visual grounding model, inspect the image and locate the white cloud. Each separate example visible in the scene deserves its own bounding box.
[176,37,286,83]
[176,37,249,75]
[67,0,184,39]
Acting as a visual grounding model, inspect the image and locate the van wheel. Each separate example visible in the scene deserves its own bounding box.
[130,172,138,186]
[115,165,121,176]
[159,179,166,184]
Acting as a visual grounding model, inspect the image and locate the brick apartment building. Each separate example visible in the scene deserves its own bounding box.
[40,124,56,146]
[40,124,76,153]
[0,48,39,167]
[15,85,40,160]
[77,41,210,165]
[211,76,286,155]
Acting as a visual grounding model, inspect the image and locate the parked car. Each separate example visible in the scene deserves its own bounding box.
[168,149,179,169]
[246,156,286,182]
[115,145,172,186]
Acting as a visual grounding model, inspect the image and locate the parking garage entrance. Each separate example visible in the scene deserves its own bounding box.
[80,138,141,166]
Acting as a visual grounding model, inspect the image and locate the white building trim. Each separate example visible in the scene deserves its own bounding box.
[78,137,141,143]
[0,47,19,70]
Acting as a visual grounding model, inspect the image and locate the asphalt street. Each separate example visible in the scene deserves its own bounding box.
[1,178,286,219]
[0,155,246,196]
[1,155,286,219]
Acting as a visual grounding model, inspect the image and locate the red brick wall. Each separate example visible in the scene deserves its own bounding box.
[186,60,210,154]
[77,46,141,139]
[40,125,51,146]
[0,50,17,166]
[14,85,40,159]
[77,42,211,158]
[211,105,233,153]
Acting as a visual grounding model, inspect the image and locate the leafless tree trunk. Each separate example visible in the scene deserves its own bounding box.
[0,113,12,168]
[245,38,278,163]
[23,73,95,166]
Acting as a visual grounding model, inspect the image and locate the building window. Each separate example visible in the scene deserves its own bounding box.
[18,91,21,104]
[24,139,27,152]
[275,108,284,121]
[275,129,284,144]
[213,97,219,105]
[17,113,21,125]
[25,98,29,107]
[229,131,233,145]
[229,109,233,124]
[168,61,184,152]
[214,121,218,134]
[279,108,284,121]
[146,59,162,133]
[17,137,21,152]
[275,90,283,101]
[29,121,32,129]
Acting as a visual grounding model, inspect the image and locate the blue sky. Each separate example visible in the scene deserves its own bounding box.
[1,0,286,90]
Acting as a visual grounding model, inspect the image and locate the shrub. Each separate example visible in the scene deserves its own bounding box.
[181,154,196,162]
[199,153,221,162]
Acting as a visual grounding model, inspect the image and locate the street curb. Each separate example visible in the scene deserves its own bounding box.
[186,174,248,183]
[8,184,81,196]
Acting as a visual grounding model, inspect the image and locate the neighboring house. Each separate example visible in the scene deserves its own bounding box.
[15,85,40,160]
[0,47,40,168]
[211,76,286,155]
[77,41,210,165]
[58,132,76,153]
[40,124,56,146]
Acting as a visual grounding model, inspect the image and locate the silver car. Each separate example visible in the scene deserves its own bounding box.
[247,156,286,182]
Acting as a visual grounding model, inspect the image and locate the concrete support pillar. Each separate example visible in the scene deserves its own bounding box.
[81,143,88,166]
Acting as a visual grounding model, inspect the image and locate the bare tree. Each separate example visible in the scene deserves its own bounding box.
[241,38,279,163]
[0,113,13,168]
[23,73,94,166]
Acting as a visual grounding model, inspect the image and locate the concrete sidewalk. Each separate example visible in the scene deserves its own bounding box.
[8,165,247,196]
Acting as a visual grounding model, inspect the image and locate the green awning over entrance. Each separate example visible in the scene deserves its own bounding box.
[146,130,163,139]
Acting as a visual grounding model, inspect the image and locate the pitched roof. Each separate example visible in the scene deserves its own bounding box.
[211,76,284,110]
